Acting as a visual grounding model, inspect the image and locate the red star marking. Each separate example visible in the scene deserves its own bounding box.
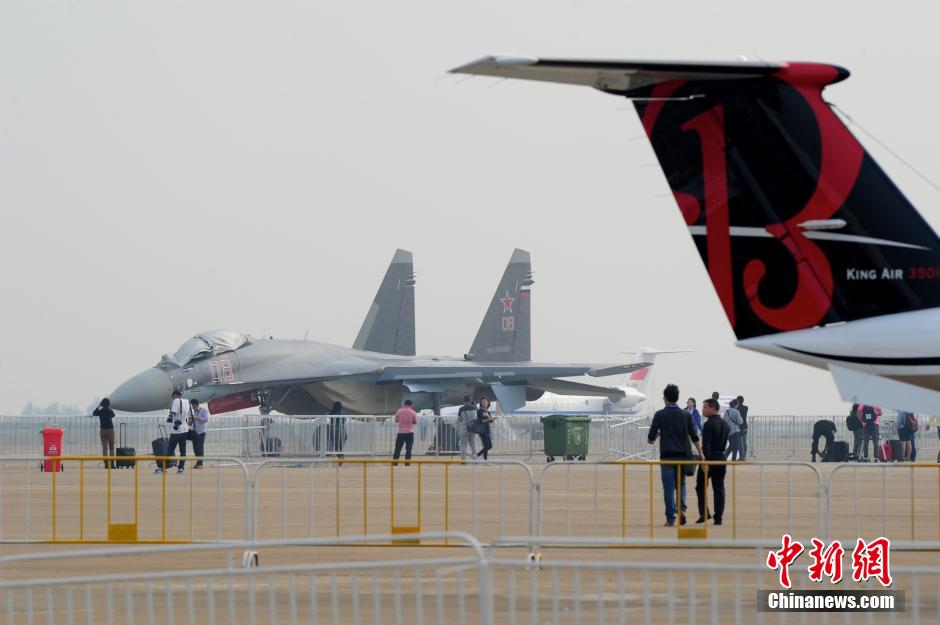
[501,291,515,314]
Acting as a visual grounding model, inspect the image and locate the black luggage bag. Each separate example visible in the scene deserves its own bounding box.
[826,441,849,462]
[152,425,175,469]
[262,437,282,457]
[888,439,904,461]
[115,423,136,468]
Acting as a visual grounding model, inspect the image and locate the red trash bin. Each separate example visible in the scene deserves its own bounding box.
[41,427,64,472]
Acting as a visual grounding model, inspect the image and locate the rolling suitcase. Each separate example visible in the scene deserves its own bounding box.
[889,439,904,461]
[877,442,893,462]
[115,423,136,468]
[152,425,175,469]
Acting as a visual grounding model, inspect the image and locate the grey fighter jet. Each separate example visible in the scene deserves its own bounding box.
[110,249,647,415]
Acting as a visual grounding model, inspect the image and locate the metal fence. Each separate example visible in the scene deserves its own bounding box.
[536,460,824,542]
[6,413,939,462]
[249,458,536,543]
[2,535,938,624]
[0,456,250,543]
[746,415,940,460]
[3,454,940,546]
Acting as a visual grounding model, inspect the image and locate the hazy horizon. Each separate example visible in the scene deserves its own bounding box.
[4,2,939,416]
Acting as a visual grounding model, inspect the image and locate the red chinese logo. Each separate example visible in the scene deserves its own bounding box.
[851,538,892,587]
[807,538,845,584]
[766,534,805,589]
[766,536,892,588]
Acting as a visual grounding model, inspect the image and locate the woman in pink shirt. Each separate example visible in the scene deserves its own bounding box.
[393,399,418,464]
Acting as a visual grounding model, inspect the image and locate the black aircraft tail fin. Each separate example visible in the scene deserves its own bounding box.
[452,57,940,340]
[467,248,533,362]
[353,249,416,355]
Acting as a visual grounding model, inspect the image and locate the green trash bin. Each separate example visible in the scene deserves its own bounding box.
[540,415,591,462]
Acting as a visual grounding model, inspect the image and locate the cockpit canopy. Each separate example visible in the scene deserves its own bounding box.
[160,330,251,367]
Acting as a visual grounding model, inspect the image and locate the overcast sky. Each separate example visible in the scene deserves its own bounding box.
[2,1,938,415]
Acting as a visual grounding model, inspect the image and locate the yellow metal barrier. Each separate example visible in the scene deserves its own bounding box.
[537,460,823,542]
[0,455,249,544]
[825,462,940,542]
[250,458,535,545]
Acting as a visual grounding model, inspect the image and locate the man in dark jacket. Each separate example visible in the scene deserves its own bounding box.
[811,419,837,462]
[648,384,704,527]
[696,398,729,525]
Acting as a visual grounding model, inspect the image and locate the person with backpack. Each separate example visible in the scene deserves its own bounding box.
[648,384,704,527]
[457,395,479,462]
[846,404,864,461]
[858,404,881,462]
[897,411,917,462]
[736,395,749,460]
[159,390,191,474]
[723,399,744,461]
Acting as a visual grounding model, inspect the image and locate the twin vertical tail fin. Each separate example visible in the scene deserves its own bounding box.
[467,248,533,361]
[353,249,416,356]
[451,57,940,340]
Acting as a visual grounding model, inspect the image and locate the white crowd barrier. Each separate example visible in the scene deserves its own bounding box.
[2,535,938,624]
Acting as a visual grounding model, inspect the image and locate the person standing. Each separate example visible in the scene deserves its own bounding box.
[723,399,744,461]
[93,398,116,468]
[810,419,837,462]
[393,399,418,464]
[648,384,704,527]
[695,398,729,525]
[419,413,430,442]
[160,390,190,474]
[847,404,864,461]
[897,411,917,462]
[686,398,702,433]
[858,404,881,461]
[327,401,347,460]
[457,395,479,462]
[736,395,749,460]
[189,399,209,468]
[476,398,496,460]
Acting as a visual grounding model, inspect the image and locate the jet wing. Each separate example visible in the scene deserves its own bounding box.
[450,56,779,94]
[375,363,594,384]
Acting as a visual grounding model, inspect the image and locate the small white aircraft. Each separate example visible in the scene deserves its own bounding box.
[501,348,682,419]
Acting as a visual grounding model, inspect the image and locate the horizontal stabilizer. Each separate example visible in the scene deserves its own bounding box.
[829,365,940,414]
[451,56,784,94]
[587,362,652,378]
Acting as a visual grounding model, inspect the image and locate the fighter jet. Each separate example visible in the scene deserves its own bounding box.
[110,249,648,415]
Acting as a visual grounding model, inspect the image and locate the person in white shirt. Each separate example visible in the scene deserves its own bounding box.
[160,390,191,474]
[190,399,209,469]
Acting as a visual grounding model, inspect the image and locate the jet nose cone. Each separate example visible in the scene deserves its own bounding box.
[110,368,173,412]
